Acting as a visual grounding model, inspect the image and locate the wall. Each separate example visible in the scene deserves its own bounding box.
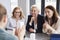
[0,0,11,18]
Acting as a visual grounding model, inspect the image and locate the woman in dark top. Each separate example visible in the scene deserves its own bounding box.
[26,5,44,33]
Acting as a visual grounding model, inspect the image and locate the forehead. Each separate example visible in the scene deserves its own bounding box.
[15,9,20,11]
[31,7,38,10]
[45,8,53,12]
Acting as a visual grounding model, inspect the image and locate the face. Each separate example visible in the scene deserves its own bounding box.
[31,7,39,17]
[44,8,54,18]
[14,9,21,18]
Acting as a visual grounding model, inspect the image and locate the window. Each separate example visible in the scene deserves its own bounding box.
[35,0,41,14]
[10,0,18,17]
[45,0,56,9]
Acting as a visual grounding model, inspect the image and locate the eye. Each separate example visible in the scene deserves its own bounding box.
[34,10,36,12]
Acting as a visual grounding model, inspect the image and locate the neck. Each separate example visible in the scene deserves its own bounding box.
[48,17,52,20]
[16,17,20,20]
[13,17,20,22]
[0,24,4,29]
[36,14,38,18]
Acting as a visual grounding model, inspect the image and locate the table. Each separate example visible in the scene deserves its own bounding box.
[24,32,50,40]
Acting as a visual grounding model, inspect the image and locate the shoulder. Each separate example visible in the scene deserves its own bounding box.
[8,17,15,22]
[20,18,25,22]
[57,16,60,22]
[8,17,12,21]
[55,16,60,25]
[5,32,18,40]
[0,30,18,40]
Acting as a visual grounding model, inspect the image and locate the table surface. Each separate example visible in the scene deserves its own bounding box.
[24,32,50,40]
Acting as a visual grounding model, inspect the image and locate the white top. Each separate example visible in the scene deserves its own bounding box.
[6,17,25,30]
[43,17,60,34]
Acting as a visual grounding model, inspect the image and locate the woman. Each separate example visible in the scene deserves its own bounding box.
[6,7,25,40]
[42,5,60,34]
[26,5,44,33]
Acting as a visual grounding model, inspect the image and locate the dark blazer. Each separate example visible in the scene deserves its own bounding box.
[26,14,44,33]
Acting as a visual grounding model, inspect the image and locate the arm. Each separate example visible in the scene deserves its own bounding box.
[54,18,60,34]
[26,15,34,32]
[6,18,14,30]
[43,22,57,34]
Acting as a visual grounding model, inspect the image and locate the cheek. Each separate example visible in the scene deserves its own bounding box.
[15,13,20,16]
[6,17,8,23]
[14,13,16,16]
[50,12,53,17]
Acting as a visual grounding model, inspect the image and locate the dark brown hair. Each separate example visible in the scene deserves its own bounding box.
[12,7,24,19]
[45,5,58,26]
[0,4,7,21]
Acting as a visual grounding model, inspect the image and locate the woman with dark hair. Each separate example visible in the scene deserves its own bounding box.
[42,5,60,34]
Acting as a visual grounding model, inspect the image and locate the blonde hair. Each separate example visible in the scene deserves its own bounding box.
[31,5,40,12]
[12,7,24,19]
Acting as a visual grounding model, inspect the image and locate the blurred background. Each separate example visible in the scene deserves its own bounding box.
[0,0,59,24]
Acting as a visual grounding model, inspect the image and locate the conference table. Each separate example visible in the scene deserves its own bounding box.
[24,32,50,40]
[6,30,50,40]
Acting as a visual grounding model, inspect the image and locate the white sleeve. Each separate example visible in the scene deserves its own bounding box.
[55,18,60,34]
[6,18,13,29]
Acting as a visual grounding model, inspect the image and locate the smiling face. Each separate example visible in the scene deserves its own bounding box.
[14,9,21,18]
[31,7,39,17]
[44,8,54,18]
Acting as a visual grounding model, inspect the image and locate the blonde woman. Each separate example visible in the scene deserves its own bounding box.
[26,5,44,33]
[6,7,25,40]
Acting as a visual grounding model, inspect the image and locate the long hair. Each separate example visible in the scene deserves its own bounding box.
[12,7,24,19]
[45,5,58,26]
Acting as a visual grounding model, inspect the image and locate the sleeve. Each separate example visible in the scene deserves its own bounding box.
[42,18,60,34]
[55,18,60,34]
[42,22,57,34]
[26,15,32,31]
[48,18,60,34]
[6,18,13,30]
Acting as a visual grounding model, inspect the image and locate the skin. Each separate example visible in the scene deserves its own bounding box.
[44,8,53,19]
[29,7,39,32]
[14,9,25,40]
[0,15,7,29]
[43,8,54,34]
[14,9,21,21]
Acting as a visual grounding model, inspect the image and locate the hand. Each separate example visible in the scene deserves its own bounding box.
[43,22,49,29]
[43,23,47,29]
[20,25,26,35]
[43,22,49,33]
[47,29,52,34]
[30,17,35,23]
[15,27,21,37]
[29,28,34,32]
